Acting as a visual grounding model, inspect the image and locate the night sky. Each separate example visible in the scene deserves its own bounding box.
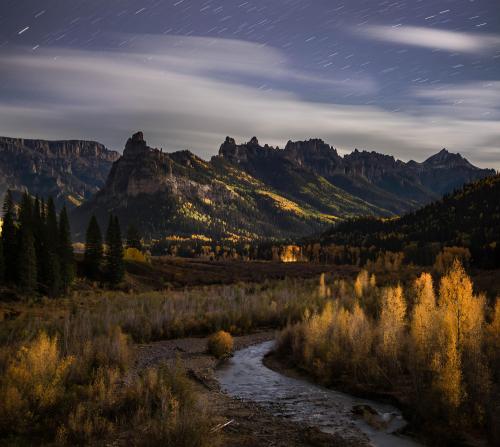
[0,0,499,167]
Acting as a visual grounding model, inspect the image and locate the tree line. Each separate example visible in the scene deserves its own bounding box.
[0,191,142,296]
[321,174,500,269]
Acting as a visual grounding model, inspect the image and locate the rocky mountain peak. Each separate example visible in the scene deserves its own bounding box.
[424,148,474,169]
[123,131,149,158]
[249,136,259,146]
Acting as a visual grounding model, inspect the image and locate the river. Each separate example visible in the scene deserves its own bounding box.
[216,341,423,447]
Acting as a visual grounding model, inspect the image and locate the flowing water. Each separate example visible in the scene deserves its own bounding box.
[216,341,423,447]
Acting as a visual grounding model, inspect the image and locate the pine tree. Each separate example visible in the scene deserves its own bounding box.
[2,190,18,283]
[17,193,37,293]
[32,197,47,290]
[126,224,143,251]
[58,206,75,293]
[105,215,124,286]
[44,197,60,296]
[84,215,103,280]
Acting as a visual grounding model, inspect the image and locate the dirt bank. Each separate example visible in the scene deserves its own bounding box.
[134,332,364,447]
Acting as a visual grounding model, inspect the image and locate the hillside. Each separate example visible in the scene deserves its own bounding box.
[322,174,500,267]
[71,132,376,240]
[71,132,494,241]
[0,136,119,208]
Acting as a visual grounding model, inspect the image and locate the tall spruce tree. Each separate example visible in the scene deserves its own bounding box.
[84,215,103,280]
[105,215,124,286]
[17,193,37,293]
[2,190,18,283]
[126,224,143,251]
[58,206,75,292]
[32,197,48,290]
[45,197,61,296]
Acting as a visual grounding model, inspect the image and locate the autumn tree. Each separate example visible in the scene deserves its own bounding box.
[410,273,437,372]
[439,259,484,356]
[377,285,406,373]
[436,260,489,421]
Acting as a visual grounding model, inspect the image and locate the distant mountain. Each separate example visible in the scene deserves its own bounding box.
[219,137,495,214]
[70,132,494,241]
[321,174,500,268]
[0,136,119,208]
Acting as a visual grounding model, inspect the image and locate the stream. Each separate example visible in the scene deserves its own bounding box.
[216,341,423,447]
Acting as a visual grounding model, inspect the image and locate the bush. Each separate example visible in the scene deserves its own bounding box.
[207,331,234,359]
[124,247,148,263]
[0,332,74,434]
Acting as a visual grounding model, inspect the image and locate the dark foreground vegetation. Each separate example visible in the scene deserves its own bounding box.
[0,274,329,445]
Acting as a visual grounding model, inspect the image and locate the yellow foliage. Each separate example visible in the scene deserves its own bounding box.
[354,270,369,298]
[318,273,329,298]
[410,273,437,368]
[207,330,234,359]
[0,332,74,430]
[439,259,484,352]
[378,285,406,370]
[431,309,463,411]
[124,247,148,263]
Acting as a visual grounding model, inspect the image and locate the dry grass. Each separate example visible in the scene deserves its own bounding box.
[0,276,328,445]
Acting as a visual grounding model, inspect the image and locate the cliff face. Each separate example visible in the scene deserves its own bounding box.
[70,132,494,241]
[0,136,119,207]
[216,138,495,214]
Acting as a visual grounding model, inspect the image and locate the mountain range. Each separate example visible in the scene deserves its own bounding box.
[69,131,494,240]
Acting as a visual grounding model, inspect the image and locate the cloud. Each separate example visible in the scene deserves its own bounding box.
[0,35,498,168]
[359,25,500,54]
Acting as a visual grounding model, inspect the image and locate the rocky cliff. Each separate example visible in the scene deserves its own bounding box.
[0,136,119,207]
[217,137,495,214]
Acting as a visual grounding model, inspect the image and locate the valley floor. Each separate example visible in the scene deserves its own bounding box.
[133,332,358,447]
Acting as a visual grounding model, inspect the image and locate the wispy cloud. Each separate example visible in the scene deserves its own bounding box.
[0,35,498,168]
[359,25,500,54]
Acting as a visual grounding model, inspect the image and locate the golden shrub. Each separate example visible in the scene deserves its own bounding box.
[124,247,149,263]
[0,332,74,431]
[207,330,234,359]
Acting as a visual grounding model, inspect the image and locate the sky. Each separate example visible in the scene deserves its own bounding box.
[0,0,499,167]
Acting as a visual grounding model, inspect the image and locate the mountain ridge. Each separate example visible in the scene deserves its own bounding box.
[0,136,119,207]
[69,132,494,241]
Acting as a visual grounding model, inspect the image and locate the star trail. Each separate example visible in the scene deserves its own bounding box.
[0,0,499,166]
